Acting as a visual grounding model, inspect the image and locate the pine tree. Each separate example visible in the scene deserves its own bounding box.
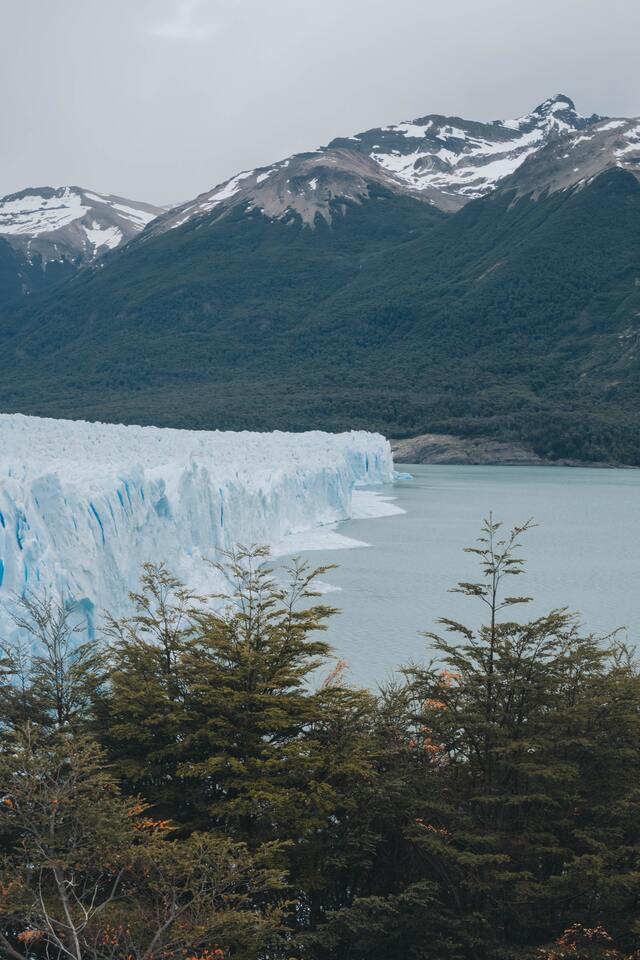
[177,546,350,841]
[402,517,640,957]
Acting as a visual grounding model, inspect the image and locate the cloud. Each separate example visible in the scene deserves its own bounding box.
[149,0,216,40]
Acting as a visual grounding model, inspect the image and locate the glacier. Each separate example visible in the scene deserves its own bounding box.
[0,413,396,638]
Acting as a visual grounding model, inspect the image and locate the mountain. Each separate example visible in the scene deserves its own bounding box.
[0,95,639,464]
[148,94,603,234]
[0,186,163,300]
[326,94,605,206]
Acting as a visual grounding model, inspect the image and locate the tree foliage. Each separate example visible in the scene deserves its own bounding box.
[1,531,639,958]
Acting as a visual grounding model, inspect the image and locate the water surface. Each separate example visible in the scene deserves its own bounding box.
[281,464,640,689]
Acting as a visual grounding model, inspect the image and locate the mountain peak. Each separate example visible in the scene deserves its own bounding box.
[0,186,164,296]
[151,94,621,235]
[504,94,603,137]
[535,94,578,114]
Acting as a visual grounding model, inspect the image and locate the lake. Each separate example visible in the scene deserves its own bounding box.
[279,464,640,689]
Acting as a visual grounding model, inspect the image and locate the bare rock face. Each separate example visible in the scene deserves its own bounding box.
[390,433,550,465]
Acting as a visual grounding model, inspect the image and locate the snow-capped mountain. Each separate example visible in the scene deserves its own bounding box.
[330,94,603,206]
[2,94,639,466]
[0,413,395,639]
[0,185,163,278]
[150,94,635,234]
[500,115,640,197]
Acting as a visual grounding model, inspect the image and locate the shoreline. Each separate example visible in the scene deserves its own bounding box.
[390,433,636,469]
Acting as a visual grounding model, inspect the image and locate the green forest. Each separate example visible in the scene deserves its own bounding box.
[1,169,639,465]
[1,520,639,960]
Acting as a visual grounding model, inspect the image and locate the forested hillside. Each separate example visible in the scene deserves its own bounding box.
[1,168,638,462]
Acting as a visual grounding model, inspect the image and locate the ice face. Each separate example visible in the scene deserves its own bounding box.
[0,414,395,638]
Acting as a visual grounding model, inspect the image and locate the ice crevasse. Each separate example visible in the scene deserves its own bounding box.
[0,413,397,636]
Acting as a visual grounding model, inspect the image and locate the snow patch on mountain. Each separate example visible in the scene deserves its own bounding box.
[0,414,397,639]
[83,222,123,254]
[0,188,89,236]
[145,94,640,239]
[0,187,164,275]
[354,95,600,201]
[615,124,640,158]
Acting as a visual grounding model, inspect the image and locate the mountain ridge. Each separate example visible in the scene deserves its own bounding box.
[1,95,639,465]
[0,185,164,299]
[145,94,629,235]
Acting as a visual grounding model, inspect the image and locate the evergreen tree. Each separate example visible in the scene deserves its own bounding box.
[403,518,640,957]
[310,518,640,959]
[6,529,638,959]
[95,548,381,947]
[94,562,200,822]
[177,547,359,842]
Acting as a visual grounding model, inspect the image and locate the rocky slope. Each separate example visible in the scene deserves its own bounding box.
[148,95,612,234]
[0,186,163,298]
[389,434,624,467]
[391,433,549,465]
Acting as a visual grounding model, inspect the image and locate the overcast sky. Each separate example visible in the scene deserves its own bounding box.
[2,0,639,206]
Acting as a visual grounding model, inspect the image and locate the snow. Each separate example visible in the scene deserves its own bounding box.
[110,201,158,228]
[0,414,397,639]
[84,192,109,204]
[83,222,123,253]
[0,188,89,236]
[308,178,319,190]
[330,96,599,207]
[437,125,470,140]
[373,126,541,197]
[368,112,557,198]
[597,120,627,132]
[615,124,640,157]
[200,170,254,211]
[393,120,434,138]
[616,143,640,157]
[0,188,159,255]
[256,171,273,184]
[81,192,158,227]
[548,98,573,113]
[169,214,192,230]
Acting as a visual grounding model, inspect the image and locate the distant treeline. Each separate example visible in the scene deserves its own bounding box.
[1,520,639,960]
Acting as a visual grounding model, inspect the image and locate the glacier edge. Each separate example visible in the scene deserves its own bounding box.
[0,413,395,637]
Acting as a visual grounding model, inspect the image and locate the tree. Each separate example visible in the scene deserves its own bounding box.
[94,563,201,822]
[0,724,286,960]
[1,591,106,730]
[402,517,640,957]
[178,546,347,842]
[537,922,640,959]
[96,549,381,942]
[310,518,640,959]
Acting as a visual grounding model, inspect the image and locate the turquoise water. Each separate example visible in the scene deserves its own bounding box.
[280,464,640,689]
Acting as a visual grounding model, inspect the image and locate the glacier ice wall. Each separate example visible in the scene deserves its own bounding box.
[0,413,394,636]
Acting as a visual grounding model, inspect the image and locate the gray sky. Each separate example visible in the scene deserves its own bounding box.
[2,0,639,206]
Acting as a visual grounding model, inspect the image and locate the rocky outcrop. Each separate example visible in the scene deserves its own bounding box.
[391,433,554,465]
